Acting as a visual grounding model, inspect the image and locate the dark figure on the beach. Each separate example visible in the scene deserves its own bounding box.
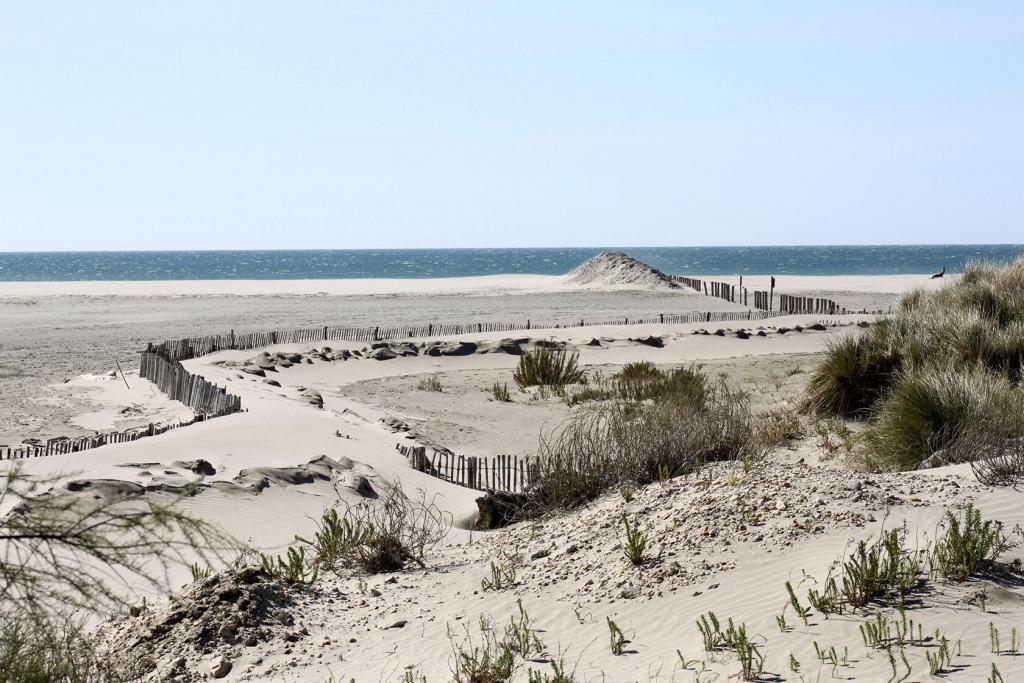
[930,266,945,279]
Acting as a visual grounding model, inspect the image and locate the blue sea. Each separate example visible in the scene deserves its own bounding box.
[1,245,1022,282]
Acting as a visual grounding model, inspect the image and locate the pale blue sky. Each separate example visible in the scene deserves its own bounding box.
[2,3,1022,250]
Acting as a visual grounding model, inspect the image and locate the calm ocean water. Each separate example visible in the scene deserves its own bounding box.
[1,246,1022,282]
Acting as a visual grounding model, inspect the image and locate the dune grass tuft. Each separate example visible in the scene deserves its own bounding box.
[513,346,585,389]
[803,256,1024,471]
[417,373,443,392]
[862,366,1019,471]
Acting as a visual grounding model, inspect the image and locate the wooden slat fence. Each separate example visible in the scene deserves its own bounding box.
[1,417,204,460]
[670,275,743,305]
[670,274,881,316]
[777,294,841,315]
[0,351,244,461]
[140,350,242,417]
[397,444,539,494]
[144,308,830,364]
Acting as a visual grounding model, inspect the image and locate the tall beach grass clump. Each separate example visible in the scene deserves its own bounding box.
[804,256,1024,471]
[513,346,586,390]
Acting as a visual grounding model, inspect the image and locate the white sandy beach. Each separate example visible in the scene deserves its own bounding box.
[3,311,1019,681]
[4,259,1012,681]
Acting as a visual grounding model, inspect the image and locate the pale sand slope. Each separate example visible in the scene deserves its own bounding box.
[5,314,1023,680]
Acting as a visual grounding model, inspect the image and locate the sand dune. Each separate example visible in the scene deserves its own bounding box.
[3,258,1013,681]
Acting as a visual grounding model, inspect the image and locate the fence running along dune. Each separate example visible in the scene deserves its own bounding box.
[0,350,243,461]
[2,417,205,460]
[398,444,538,494]
[143,307,844,363]
[671,274,878,315]
[7,288,873,461]
[140,349,241,417]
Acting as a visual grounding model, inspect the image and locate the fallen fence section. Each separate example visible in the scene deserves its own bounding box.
[397,444,538,494]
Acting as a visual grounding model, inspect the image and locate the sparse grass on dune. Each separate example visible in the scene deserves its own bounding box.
[566,361,707,406]
[0,617,122,683]
[804,256,1024,471]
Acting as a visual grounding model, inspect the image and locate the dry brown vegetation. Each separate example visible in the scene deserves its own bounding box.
[531,368,756,511]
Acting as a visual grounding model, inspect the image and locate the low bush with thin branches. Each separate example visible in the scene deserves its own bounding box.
[0,616,123,683]
[0,466,228,681]
[530,370,755,511]
[299,485,451,574]
[0,466,227,621]
[967,415,1024,485]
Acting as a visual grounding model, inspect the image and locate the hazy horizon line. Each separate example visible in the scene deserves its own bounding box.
[3,242,1023,255]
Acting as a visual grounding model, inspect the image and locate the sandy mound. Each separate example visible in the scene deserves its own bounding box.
[567,252,679,290]
[97,566,302,680]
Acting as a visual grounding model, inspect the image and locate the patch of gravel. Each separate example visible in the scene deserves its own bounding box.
[482,461,977,603]
[97,567,306,681]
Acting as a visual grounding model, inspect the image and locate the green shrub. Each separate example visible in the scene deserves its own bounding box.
[804,256,1024,471]
[568,363,707,406]
[513,346,585,389]
[607,617,626,655]
[480,560,517,591]
[450,633,515,683]
[504,599,543,658]
[620,515,649,565]
[261,546,318,584]
[931,502,1007,581]
[862,366,1019,471]
[807,527,925,614]
[695,611,764,680]
[298,486,450,574]
[489,381,511,402]
[803,332,900,417]
[616,361,662,382]
[189,563,213,582]
[527,660,575,683]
